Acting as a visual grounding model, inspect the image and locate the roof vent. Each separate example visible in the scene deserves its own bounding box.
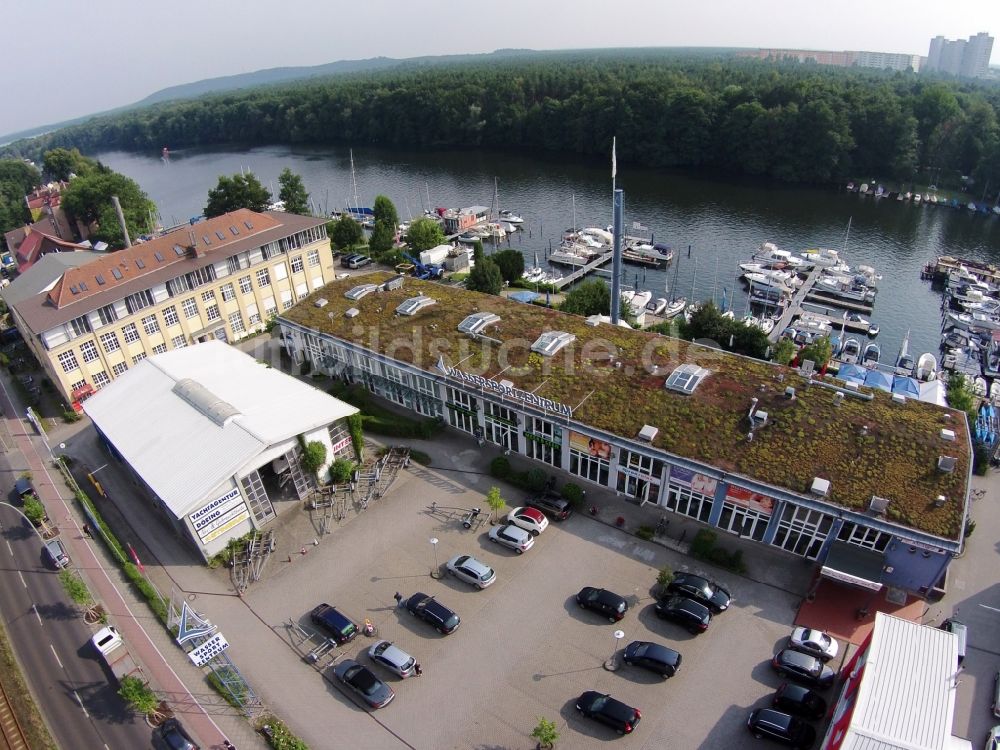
[384,276,405,291]
[396,295,437,316]
[891,393,906,405]
[844,381,859,391]
[934,495,947,508]
[810,477,830,497]
[785,386,796,400]
[498,379,514,389]
[458,311,501,335]
[585,315,602,327]
[937,456,957,473]
[940,429,956,442]
[751,410,768,429]
[346,284,378,300]
[314,298,328,309]
[345,308,360,318]
[869,495,890,516]
[531,331,576,357]
[833,392,844,406]
[172,378,241,426]
[665,363,711,394]
[637,424,658,442]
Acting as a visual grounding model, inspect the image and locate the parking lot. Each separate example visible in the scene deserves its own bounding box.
[235,459,818,749]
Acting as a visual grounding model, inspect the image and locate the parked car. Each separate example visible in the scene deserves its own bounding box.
[506,506,549,536]
[666,572,732,613]
[310,603,359,644]
[987,725,1000,750]
[746,708,816,748]
[367,640,416,678]
[445,555,497,589]
[575,691,641,735]
[43,538,70,569]
[622,640,682,678]
[487,523,534,554]
[347,255,372,269]
[332,659,395,709]
[340,253,363,268]
[788,627,839,662]
[654,595,711,634]
[404,592,461,634]
[526,490,573,520]
[158,717,199,750]
[771,649,836,690]
[13,477,34,503]
[771,682,827,721]
[576,587,628,622]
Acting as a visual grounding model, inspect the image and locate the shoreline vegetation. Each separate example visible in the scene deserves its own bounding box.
[1,52,997,199]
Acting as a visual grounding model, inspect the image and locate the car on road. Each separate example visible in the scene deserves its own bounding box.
[310,603,359,645]
[43,538,70,569]
[787,627,839,662]
[747,708,816,748]
[666,572,732,613]
[445,554,497,589]
[13,477,34,503]
[506,506,549,536]
[771,649,836,690]
[526,490,573,520]
[487,523,534,554]
[404,592,461,634]
[622,641,682,678]
[576,587,628,622]
[332,659,395,709]
[771,682,827,721]
[654,595,711,634]
[158,718,199,750]
[367,640,416,678]
[575,691,642,735]
[987,725,1000,750]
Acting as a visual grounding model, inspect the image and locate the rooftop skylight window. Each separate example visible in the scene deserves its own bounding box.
[458,311,501,335]
[173,244,186,256]
[215,231,226,241]
[531,331,576,357]
[345,284,378,300]
[664,363,711,394]
[395,295,437,316]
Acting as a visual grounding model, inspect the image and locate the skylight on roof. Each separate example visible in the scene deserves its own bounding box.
[70,285,79,295]
[396,295,437,316]
[531,331,576,357]
[664,363,711,394]
[230,226,239,236]
[95,274,105,285]
[111,268,123,280]
[79,281,88,291]
[345,284,378,300]
[202,235,211,245]
[244,220,253,230]
[458,311,501,335]
[215,231,226,241]
[154,252,164,262]
[173,244,186,256]
[135,259,145,269]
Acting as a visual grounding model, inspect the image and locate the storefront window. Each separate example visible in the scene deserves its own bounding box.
[771,505,834,559]
[446,387,478,433]
[484,402,519,453]
[524,416,562,467]
[616,449,664,504]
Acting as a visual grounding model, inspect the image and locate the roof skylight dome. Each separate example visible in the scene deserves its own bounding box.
[458,311,501,335]
[664,363,711,394]
[531,331,576,357]
[396,295,437,316]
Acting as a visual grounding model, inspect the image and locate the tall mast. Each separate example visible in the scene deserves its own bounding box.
[350,149,359,212]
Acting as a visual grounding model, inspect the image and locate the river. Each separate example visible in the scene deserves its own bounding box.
[95,144,1000,363]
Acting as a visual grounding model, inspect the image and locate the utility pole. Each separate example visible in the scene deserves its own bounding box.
[111,196,132,248]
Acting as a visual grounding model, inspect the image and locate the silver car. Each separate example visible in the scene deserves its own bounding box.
[487,523,534,554]
[367,640,416,678]
[445,554,497,589]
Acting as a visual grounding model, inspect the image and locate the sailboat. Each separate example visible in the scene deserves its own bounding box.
[894,329,915,376]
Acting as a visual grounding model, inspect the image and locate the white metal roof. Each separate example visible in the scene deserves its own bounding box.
[83,341,357,518]
[838,612,970,750]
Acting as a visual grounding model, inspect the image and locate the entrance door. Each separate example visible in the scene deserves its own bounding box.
[285,447,315,499]
[241,470,275,524]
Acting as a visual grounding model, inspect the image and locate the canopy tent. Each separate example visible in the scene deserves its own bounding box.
[892,376,920,399]
[864,370,893,393]
[836,364,867,385]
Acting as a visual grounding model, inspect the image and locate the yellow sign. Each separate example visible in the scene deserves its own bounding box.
[201,511,250,544]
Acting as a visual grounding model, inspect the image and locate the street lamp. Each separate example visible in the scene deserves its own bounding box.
[429,537,440,578]
[605,629,625,671]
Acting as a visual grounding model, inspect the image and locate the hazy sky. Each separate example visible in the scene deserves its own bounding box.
[1,0,996,137]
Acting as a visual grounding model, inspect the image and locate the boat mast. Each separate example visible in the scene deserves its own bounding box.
[842,216,852,256]
[350,149,360,213]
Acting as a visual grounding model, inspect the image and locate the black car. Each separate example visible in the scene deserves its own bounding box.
[332,659,395,709]
[158,718,199,750]
[747,708,816,749]
[771,682,828,721]
[310,603,359,645]
[404,592,461,634]
[575,691,641,734]
[666,572,732,612]
[622,640,682,678]
[576,587,628,622]
[654,595,712,634]
[526,490,572,520]
[771,649,836,690]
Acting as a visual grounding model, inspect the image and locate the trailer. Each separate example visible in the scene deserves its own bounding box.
[92,625,144,684]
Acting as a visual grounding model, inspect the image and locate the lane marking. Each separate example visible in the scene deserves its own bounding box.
[5,540,11,555]
[49,643,63,669]
[32,603,41,625]
[17,570,26,588]
[73,690,90,718]
[979,604,1000,613]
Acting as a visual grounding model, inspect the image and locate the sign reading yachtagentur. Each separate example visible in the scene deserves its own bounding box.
[436,356,573,418]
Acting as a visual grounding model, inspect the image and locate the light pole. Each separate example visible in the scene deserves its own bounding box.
[429,537,440,578]
[605,629,625,671]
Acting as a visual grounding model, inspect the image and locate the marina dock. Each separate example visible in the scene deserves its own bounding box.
[768,267,821,342]
[803,290,874,313]
[548,252,614,290]
[796,308,872,334]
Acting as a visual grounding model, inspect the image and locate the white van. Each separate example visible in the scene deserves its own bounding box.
[44,538,70,569]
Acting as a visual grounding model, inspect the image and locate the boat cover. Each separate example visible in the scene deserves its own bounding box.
[863,370,892,392]
[836,364,867,384]
[891,376,920,398]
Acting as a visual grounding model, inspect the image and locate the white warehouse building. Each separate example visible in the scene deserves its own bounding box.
[84,340,358,560]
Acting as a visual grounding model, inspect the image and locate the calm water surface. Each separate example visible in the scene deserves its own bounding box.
[95,144,1000,361]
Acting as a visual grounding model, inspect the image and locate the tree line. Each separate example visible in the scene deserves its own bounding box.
[3,53,999,194]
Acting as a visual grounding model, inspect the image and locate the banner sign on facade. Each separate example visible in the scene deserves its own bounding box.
[667,466,718,496]
[568,431,612,460]
[190,487,250,543]
[724,485,775,515]
[436,356,572,417]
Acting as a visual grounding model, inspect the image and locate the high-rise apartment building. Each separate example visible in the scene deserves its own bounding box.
[924,32,993,78]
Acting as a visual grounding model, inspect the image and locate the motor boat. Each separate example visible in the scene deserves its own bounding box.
[915,352,937,381]
[862,342,880,367]
[841,338,861,365]
[753,242,807,269]
[628,290,653,316]
[647,297,668,315]
[662,298,686,319]
[499,210,524,224]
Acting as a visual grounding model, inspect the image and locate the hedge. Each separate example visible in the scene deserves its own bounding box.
[488,457,548,492]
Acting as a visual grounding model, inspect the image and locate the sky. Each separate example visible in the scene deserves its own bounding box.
[1,0,997,137]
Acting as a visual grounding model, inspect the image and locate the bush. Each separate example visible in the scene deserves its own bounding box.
[299,440,327,474]
[636,525,655,541]
[58,570,93,608]
[690,530,747,574]
[490,456,511,479]
[531,717,560,749]
[22,496,45,526]
[656,565,674,588]
[329,458,356,484]
[523,468,548,492]
[973,444,989,475]
[62,409,82,423]
[257,714,310,750]
[561,483,585,507]
[690,529,717,559]
[118,676,158,715]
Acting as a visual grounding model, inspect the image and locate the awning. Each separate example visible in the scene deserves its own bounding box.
[820,541,884,591]
[836,363,867,384]
[863,370,892,393]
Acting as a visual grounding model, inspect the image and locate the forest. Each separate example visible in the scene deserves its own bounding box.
[4,52,999,195]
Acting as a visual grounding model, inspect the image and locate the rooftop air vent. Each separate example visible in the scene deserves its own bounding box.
[940,429,956,442]
[937,456,957,473]
[869,495,890,516]
[345,284,378,300]
[891,393,906,405]
[314,298,329,309]
[934,495,947,508]
[531,331,576,357]
[751,410,769,428]
[458,311,501,335]
[345,308,360,318]
[833,392,844,406]
[810,477,830,497]
[785,387,796,400]
[637,425,658,442]
[585,315,602,327]
[172,378,241,427]
[384,276,405,291]
[396,295,437,316]
[664,363,711,394]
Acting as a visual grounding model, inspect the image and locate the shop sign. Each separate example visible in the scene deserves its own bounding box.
[724,485,775,515]
[568,431,612,460]
[436,356,572,417]
[668,465,718,496]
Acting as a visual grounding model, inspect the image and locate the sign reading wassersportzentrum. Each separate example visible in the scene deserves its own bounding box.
[189,486,251,543]
[436,356,573,417]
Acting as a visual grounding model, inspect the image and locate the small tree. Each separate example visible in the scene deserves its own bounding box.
[467,257,503,295]
[278,168,310,215]
[59,570,93,608]
[799,335,833,369]
[23,496,45,526]
[204,172,271,217]
[369,221,395,256]
[118,676,159,716]
[299,440,327,474]
[329,215,364,251]
[486,486,505,522]
[372,195,399,230]
[329,458,356,484]
[531,717,560,749]
[492,249,525,283]
[772,338,797,366]
[404,217,445,252]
